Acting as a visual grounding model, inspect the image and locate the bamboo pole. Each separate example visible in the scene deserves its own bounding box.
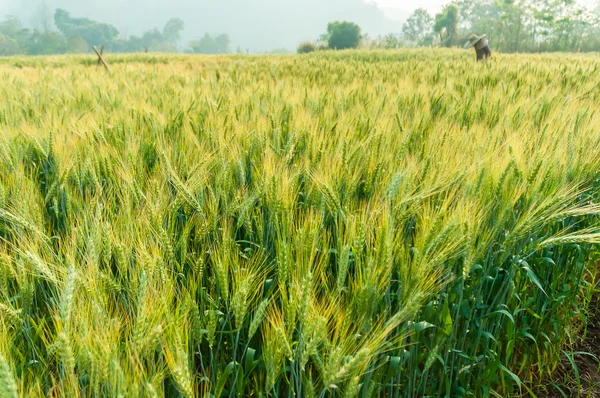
[93,46,110,72]
[96,45,104,65]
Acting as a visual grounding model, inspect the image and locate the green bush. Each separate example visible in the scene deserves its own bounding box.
[296,41,316,54]
[326,20,361,50]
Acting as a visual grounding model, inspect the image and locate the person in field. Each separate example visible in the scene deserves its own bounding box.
[464,34,491,61]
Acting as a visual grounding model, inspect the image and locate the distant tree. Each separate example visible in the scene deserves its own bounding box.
[189,33,217,54]
[403,8,434,44]
[142,28,165,50]
[326,21,361,50]
[0,16,29,55]
[189,33,230,54]
[67,35,88,53]
[434,5,459,46]
[33,1,53,33]
[0,34,22,55]
[317,42,329,51]
[214,33,231,53]
[378,33,403,49]
[297,41,317,53]
[54,9,119,47]
[26,31,68,54]
[163,18,185,45]
[125,35,144,52]
[0,16,27,39]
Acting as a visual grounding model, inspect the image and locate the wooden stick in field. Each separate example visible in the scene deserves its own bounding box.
[96,45,104,65]
[93,46,110,72]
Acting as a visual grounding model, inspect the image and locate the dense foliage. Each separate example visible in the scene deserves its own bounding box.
[187,33,232,55]
[402,0,600,52]
[0,50,599,397]
[297,41,317,54]
[325,21,362,50]
[5,1,600,55]
[0,11,188,55]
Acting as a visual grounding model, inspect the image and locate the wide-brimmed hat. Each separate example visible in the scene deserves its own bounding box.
[464,33,486,49]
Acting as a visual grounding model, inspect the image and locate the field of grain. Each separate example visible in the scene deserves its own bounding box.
[0,50,599,397]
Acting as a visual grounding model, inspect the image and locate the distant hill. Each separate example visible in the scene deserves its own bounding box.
[1,0,402,52]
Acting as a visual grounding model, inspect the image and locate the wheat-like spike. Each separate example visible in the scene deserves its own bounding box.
[0,352,18,398]
[248,299,269,340]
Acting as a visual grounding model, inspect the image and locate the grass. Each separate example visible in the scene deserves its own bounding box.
[0,48,599,396]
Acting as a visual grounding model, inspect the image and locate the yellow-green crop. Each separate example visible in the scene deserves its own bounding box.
[0,49,599,397]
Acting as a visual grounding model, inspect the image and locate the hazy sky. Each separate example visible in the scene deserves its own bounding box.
[373,0,446,15]
[1,0,597,19]
[374,0,597,13]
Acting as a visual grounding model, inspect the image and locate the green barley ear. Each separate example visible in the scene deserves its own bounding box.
[0,352,18,398]
[298,272,312,322]
[60,266,77,330]
[144,383,159,398]
[248,299,269,340]
[277,241,289,287]
[231,276,250,328]
[323,346,345,386]
[166,343,194,398]
[387,172,404,199]
[423,343,439,373]
[213,256,229,301]
[205,305,219,348]
[0,304,21,328]
[336,245,351,294]
[51,331,75,377]
[263,323,284,392]
[159,226,175,262]
[303,373,317,398]
[132,271,149,352]
[336,347,370,382]
[191,252,204,280]
[188,300,204,345]
[276,325,293,361]
[344,376,361,398]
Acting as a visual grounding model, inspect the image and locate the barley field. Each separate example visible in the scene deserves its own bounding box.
[0,49,599,397]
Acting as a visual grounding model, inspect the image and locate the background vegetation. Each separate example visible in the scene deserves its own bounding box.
[0,50,599,397]
[4,0,600,55]
[401,0,600,51]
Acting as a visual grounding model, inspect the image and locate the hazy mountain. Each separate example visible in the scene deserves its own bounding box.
[0,0,402,52]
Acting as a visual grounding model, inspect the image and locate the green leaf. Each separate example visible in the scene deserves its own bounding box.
[487,309,515,324]
[413,321,436,332]
[521,264,547,296]
[541,257,555,265]
[244,348,256,373]
[520,330,537,345]
[215,361,238,398]
[562,351,581,395]
[482,331,497,343]
[386,356,401,380]
[440,299,453,336]
[498,364,522,391]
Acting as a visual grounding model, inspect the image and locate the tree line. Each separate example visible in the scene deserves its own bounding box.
[0,9,232,56]
[299,1,600,53]
[3,1,600,56]
[400,0,600,52]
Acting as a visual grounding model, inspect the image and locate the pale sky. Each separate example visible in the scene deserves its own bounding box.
[373,0,446,15]
[373,0,597,19]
